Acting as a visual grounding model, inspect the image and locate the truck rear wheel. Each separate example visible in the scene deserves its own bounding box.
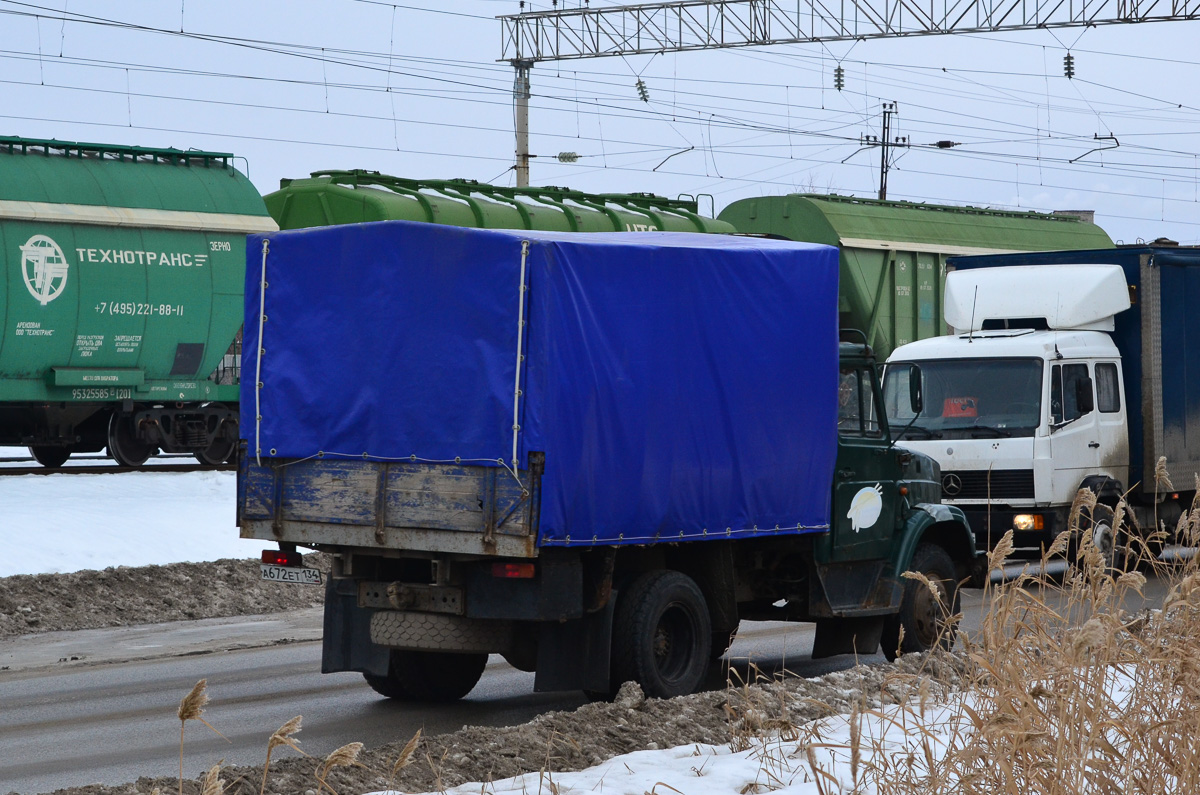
[29,446,70,468]
[363,649,487,702]
[882,543,960,661]
[612,570,712,698]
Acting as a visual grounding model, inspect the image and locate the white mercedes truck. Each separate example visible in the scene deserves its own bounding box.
[883,244,1200,568]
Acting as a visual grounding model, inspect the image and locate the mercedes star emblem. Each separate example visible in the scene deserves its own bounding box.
[942,473,963,497]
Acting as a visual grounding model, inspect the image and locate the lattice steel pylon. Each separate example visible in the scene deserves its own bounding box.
[499,0,1199,63]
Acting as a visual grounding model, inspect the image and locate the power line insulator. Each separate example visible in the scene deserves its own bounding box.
[635,78,649,102]
[557,152,580,163]
[1064,52,1075,79]
[834,65,845,91]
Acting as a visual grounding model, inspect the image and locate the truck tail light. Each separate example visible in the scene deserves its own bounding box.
[263,549,303,567]
[492,562,536,579]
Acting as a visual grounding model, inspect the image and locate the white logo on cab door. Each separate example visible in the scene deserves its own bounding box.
[847,484,884,532]
[21,234,70,305]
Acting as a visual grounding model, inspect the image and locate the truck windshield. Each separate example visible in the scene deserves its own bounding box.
[884,358,1043,439]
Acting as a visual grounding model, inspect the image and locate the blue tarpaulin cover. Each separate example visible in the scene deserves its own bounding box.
[244,221,839,546]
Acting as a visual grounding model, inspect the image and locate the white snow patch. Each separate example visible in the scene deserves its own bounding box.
[0,470,259,576]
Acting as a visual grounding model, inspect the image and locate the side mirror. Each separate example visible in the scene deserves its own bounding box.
[908,364,923,415]
[1075,376,1095,415]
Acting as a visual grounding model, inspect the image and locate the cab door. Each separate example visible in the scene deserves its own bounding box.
[1093,361,1130,486]
[831,366,897,561]
[1048,361,1102,502]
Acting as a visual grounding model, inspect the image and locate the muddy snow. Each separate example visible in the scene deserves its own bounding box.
[0,555,326,640]
[0,557,965,795]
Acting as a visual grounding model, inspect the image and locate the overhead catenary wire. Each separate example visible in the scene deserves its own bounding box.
[5,0,1200,242]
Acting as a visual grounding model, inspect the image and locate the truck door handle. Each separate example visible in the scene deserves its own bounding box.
[1088,442,1100,448]
[837,469,857,480]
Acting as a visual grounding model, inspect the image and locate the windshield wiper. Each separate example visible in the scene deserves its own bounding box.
[898,424,942,439]
[970,426,1012,438]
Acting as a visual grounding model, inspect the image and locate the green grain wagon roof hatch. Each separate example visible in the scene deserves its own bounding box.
[265,170,736,234]
[0,136,275,230]
[719,193,1114,357]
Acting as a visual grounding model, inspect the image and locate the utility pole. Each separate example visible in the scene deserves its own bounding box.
[513,60,533,187]
[860,102,908,201]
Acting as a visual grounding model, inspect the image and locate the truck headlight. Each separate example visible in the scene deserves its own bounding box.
[1013,514,1044,531]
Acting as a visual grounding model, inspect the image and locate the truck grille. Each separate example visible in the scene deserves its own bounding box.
[941,469,1034,500]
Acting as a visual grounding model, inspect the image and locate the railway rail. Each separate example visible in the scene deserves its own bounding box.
[0,463,234,476]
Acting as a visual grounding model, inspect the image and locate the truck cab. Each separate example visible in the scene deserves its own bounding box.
[884,253,1197,565]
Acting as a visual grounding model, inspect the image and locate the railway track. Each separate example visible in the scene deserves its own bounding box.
[0,463,234,476]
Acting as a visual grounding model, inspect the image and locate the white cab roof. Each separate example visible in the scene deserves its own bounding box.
[888,328,1120,362]
[945,263,1131,332]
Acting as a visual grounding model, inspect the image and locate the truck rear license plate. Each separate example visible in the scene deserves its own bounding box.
[260,564,323,585]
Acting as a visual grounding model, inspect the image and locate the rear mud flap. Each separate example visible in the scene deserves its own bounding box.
[322,577,389,677]
[812,616,884,659]
[533,596,615,692]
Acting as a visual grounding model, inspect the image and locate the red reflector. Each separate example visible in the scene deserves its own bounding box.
[262,549,303,567]
[492,562,536,579]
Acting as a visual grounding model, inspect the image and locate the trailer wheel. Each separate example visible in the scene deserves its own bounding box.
[882,543,960,661]
[107,413,156,467]
[28,446,70,468]
[363,650,488,702]
[612,570,711,698]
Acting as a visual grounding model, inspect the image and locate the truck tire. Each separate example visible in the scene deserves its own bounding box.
[29,446,70,468]
[881,543,960,662]
[369,610,513,653]
[612,570,712,699]
[363,649,487,702]
[1073,504,1127,574]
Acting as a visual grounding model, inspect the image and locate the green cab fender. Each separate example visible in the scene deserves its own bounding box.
[890,503,981,582]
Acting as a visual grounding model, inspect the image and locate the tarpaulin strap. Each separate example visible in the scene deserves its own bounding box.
[512,240,530,478]
[255,238,269,467]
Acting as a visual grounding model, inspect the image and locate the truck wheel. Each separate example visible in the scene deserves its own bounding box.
[107,413,156,467]
[28,446,70,468]
[612,570,712,699]
[1074,504,1127,574]
[882,544,960,662]
[363,650,487,702]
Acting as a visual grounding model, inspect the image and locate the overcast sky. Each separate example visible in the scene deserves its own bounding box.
[3,0,1200,244]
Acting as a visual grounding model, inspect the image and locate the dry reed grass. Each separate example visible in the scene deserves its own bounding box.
[260,715,305,795]
[777,483,1200,794]
[177,679,228,795]
[315,741,363,795]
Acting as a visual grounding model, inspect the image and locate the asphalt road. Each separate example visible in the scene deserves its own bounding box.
[0,560,1178,795]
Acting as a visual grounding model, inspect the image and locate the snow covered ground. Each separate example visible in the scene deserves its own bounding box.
[372,698,971,795]
[0,468,259,577]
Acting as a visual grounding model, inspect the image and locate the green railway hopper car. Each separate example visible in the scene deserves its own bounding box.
[0,136,277,467]
[265,170,736,234]
[719,194,1113,358]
